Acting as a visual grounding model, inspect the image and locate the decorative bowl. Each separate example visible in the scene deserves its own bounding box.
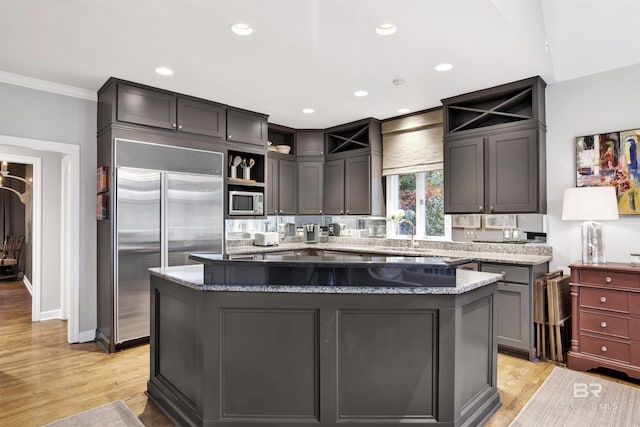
[276,145,291,154]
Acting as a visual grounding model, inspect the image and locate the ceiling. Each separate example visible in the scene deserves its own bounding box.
[1,0,638,129]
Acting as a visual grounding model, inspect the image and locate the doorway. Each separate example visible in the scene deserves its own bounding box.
[0,135,80,343]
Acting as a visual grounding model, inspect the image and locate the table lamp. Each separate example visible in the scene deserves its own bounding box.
[562,186,619,264]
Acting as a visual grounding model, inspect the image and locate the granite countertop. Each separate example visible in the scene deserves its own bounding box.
[224,240,552,265]
[149,264,502,295]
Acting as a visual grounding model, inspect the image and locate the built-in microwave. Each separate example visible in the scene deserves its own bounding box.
[228,190,264,216]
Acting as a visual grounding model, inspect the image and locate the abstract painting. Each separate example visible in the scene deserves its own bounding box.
[576,128,640,215]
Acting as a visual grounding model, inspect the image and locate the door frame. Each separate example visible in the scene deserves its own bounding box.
[0,134,80,343]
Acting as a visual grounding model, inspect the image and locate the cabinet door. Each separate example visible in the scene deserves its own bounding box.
[278,160,297,215]
[266,157,279,215]
[324,159,345,214]
[298,161,324,215]
[177,98,226,138]
[496,281,530,352]
[444,136,485,214]
[117,83,176,130]
[345,155,370,215]
[487,128,539,213]
[227,109,268,146]
[296,131,324,156]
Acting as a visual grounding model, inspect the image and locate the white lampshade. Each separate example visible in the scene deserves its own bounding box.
[562,186,619,221]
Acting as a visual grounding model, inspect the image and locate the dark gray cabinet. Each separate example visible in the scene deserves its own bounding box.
[228,108,268,147]
[443,77,546,214]
[297,130,324,156]
[297,161,324,215]
[267,156,296,215]
[324,154,380,215]
[480,262,548,361]
[116,82,226,138]
[444,136,484,213]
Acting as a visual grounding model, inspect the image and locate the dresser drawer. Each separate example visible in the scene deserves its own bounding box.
[580,287,628,313]
[580,335,630,363]
[580,311,629,339]
[579,269,640,289]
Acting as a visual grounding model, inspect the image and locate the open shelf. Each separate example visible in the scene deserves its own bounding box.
[326,118,379,155]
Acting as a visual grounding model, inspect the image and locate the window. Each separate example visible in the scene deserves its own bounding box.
[386,170,450,239]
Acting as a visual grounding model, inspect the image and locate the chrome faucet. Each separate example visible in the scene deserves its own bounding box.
[397,218,416,246]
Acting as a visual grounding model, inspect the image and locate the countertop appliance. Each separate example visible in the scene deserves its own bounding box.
[283,222,296,237]
[304,223,319,243]
[113,139,223,347]
[328,223,344,236]
[254,232,279,246]
[228,190,264,216]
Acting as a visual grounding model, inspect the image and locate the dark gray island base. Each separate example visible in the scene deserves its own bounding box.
[147,257,502,427]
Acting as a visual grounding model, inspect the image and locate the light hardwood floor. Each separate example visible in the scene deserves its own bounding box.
[1,280,638,426]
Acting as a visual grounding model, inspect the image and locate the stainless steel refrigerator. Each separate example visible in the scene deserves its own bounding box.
[114,139,223,345]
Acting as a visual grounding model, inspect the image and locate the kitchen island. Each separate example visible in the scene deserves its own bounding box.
[146,255,503,427]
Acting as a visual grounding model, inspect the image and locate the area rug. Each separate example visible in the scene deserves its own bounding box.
[510,367,640,426]
[41,400,144,427]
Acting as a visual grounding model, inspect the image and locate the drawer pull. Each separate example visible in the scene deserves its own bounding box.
[605,276,612,283]
[601,346,608,352]
[601,321,607,328]
[600,296,607,303]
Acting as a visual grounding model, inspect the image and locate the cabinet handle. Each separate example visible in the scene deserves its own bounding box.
[273,210,278,215]
[500,271,506,276]
[279,210,283,214]
[346,210,350,214]
[178,124,183,130]
[601,345,608,352]
[478,205,483,211]
[340,210,344,214]
[605,276,612,283]
[600,296,607,303]
[490,205,494,212]
[601,321,607,328]
[172,123,177,128]
[228,134,232,139]
[319,209,322,214]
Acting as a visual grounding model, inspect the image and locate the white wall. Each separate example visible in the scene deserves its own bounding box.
[546,64,640,272]
[0,82,96,336]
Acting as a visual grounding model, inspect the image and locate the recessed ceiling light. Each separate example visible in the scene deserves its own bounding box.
[155,67,173,76]
[231,23,253,36]
[376,23,397,36]
[354,90,368,97]
[397,108,411,114]
[435,63,453,72]
[302,108,315,114]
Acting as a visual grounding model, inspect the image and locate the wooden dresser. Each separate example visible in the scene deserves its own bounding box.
[568,262,640,379]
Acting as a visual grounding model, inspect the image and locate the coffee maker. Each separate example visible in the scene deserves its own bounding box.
[304,223,319,243]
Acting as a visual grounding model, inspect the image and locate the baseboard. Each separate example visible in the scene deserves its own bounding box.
[22,276,33,295]
[40,309,63,320]
[78,329,96,343]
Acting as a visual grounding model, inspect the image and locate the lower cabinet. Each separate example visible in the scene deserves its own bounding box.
[480,262,548,361]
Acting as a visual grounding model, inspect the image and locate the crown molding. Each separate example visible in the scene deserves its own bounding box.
[0,71,96,102]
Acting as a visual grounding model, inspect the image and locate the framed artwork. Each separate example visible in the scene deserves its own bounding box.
[484,214,517,229]
[576,128,640,215]
[452,214,481,229]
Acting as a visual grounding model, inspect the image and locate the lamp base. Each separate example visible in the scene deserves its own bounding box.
[581,221,606,264]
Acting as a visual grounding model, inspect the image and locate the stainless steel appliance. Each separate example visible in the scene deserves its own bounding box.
[304,223,319,243]
[228,190,264,216]
[115,139,223,345]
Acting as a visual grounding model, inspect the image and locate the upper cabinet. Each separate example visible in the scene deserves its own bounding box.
[227,108,269,147]
[297,130,325,156]
[442,76,547,214]
[325,118,382,157]
[114,82,226,139]
[443,77,546,137]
